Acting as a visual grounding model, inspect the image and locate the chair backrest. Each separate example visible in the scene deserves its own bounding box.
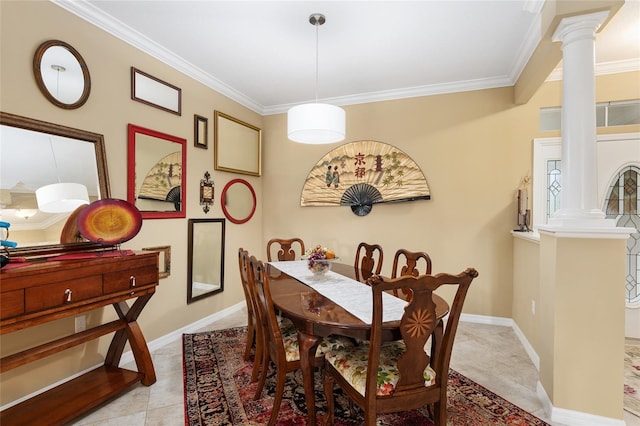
[248,256,286,362]
[267,238,305,262]
[366,269,478,405]
[238,248,253,312]
[354,242,384,282]
[391,249,433,300]
[391,249,432,278]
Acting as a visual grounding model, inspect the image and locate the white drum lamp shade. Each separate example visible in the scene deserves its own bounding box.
[288,103,345,144]
[36,182,90,213]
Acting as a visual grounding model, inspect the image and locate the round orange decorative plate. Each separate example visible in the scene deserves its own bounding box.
[77,198,142,245]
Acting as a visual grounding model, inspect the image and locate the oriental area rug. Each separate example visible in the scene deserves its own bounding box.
[183,327,549,425]
[626,338,640,417]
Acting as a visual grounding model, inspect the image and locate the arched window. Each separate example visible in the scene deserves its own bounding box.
[604,165,640,304]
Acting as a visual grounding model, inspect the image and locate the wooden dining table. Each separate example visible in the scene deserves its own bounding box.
[267,261,450,425]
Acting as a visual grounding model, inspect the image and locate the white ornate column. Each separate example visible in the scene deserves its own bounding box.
[535,10,636,424]
[549,11,611,227]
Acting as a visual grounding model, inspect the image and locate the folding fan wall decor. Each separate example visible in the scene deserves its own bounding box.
[300,140,430,216]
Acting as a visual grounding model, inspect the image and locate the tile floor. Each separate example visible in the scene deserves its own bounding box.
[69,308,639,426]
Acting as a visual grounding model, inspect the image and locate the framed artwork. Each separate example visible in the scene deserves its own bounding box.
[142,245,171,279]
[131,67,181,115]
[127,124,186,219]
[194,114,208,149]
[300,140,431,216]
[214,110,261,176]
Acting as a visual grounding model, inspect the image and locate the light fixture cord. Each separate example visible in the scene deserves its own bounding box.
[314,19,319,103]
[55,68,60,98]
[48,136,62,184]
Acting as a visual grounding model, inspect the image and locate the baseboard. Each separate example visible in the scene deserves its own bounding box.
[1,301,246,411]
[463,314,626,425]
[536,383,626,426]
[511,321,541,370]
[4,306,626,426]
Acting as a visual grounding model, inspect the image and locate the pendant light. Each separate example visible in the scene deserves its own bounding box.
[288,13,345,144]
[35,135,89,213]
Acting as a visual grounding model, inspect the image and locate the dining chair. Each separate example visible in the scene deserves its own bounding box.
[391,249,432,300]
[266,238,305,262]
[248,256,354,426]
[354,242,383,282]
[238,248,263,382]
[323,268,479,426]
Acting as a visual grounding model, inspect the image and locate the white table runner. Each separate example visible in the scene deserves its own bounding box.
[268,261,407,324]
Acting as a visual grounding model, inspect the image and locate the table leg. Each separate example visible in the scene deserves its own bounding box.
[105,295,156,385]
[297,330,321,426]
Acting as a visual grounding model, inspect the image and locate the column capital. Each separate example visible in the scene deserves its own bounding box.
[552,10,609,43]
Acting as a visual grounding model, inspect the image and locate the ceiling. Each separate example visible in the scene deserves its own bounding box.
[56,0,640,115]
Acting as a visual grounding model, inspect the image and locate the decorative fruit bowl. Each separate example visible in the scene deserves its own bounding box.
[303,245,338,276]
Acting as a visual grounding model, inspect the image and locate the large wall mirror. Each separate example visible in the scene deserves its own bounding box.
[0,112,110,257]
[187,218,225,304]
[221,179,256,224]
[127,124,186,219]
[33,40,91,109]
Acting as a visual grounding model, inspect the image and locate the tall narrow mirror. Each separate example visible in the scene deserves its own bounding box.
[187,218,225,303]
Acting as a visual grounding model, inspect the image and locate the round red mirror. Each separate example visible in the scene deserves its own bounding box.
[221,179,256,224]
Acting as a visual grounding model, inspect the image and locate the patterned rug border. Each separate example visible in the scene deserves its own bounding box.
[625,338,640,418]
[183,326,550,425]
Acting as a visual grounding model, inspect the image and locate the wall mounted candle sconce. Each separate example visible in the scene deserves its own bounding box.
[200,171,214,214]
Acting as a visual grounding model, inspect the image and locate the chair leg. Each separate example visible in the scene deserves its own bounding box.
[253,351,270,400]
[268,366,287,426]
[364,410,377,426]
[434,399,446,426]
[323,373,335,426]
[244,313,255,361]
[250,334,263,382]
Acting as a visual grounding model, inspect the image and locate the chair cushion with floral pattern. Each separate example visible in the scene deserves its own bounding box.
[325,341,436,396]
[281,323,355,362]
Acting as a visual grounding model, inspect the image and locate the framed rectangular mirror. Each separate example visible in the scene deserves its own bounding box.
[0,111,111,257]
[127,124,186,219]
[187,218,225,303]
[214,111,261,176]
[131,67,181,115]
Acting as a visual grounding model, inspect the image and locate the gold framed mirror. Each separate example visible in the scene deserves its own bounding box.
[33,40,91,110]
[0,112,110,257]
[214,111,261,176]
[187,218,225,303]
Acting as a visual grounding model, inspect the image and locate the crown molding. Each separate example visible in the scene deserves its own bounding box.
[51,0,264,114]
[52,0,639,117]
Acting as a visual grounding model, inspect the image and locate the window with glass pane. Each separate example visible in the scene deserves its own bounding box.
[604,166,640,304]
[546,160,561,220]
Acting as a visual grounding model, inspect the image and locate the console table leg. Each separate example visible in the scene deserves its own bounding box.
[126,321,156,385]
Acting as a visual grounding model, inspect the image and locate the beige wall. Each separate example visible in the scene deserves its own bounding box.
[1,0,639,409]
[0,1,263,405]
[539,234,627,418]
[262,73,639,317]
[512,235,541,352]
[264,88,533,316]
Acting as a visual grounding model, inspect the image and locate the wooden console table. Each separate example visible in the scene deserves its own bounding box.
[0,251,159,425]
